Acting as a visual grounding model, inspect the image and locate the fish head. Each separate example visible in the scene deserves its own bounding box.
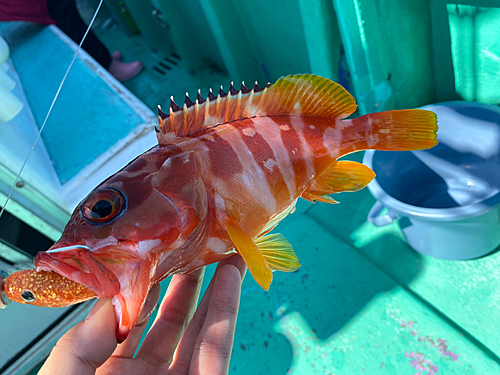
[56,149,206,254]
[34,150,207,341]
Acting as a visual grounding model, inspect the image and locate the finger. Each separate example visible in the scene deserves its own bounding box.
[170,255,246,374]
[38,298,118,375]
[111,284,161,358]
[135,267,205,366]
[217,254,247,281]
[191,263,243,375]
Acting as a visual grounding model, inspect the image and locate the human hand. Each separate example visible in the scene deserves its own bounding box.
[38,255,247,375]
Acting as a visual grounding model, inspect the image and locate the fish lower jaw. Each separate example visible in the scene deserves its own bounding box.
[34,252,120,298]
[34,266,83,286]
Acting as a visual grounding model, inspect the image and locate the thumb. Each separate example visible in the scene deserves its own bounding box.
[39,298,118,375]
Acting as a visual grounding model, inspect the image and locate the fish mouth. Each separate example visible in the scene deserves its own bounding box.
[34,245,121,298]
[36,242,160,341]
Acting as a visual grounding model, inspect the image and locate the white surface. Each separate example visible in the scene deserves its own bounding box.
[0,58,64,208]
[0,68,15,91]
[50,25,158,210]
[0,27,158,221]
[0,85,22,123]
[0,37,8,66]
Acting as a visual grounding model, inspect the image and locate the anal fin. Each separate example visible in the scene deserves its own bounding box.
[224,217,273,290]
[255,233,301,272]
[301,191,339,204]
[302,160,375,203]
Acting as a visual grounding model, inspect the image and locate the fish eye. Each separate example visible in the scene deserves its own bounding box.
[82,188,126,224]
[21,290,36,303]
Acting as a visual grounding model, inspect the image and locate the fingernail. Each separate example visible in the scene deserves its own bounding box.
[86,298,108,321]
[241,268,247,284]
[136,302,157,326]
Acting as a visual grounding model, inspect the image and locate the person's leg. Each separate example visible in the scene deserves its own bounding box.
[46,0,111,69]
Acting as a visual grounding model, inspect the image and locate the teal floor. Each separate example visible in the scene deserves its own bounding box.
[28,191,500,374]
[134,186,500,374]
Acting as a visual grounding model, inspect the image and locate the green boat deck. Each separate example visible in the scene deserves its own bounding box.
[133,191,500,374]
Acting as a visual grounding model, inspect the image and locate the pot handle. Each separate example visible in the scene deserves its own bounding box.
[367,200,397,227]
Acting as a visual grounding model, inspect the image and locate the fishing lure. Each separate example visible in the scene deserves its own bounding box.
[4,269,96,307]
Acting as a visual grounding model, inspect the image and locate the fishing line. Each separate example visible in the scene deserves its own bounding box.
[0,0,104,220]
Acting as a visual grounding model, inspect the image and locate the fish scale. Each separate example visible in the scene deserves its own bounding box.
[236,119,293,206]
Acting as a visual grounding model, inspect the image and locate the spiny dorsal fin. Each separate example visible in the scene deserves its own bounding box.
[157,74,357,145]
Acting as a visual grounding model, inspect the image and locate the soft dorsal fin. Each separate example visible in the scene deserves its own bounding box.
[156,74,357,145]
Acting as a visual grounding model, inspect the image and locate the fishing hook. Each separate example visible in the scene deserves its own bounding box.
[46,245,92,253]
[0,270,10,308]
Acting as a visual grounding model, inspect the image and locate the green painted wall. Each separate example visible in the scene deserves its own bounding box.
[121,0,176,57]
[230,0,311,82]
[448,4,500,104]
[114,0,464,113]
[191,0,312,85]
[297,0,342,82]
[431,0,500,103]
[153,0,225,74]
[333,0,435,114]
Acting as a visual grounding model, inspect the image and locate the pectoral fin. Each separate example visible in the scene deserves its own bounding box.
[224,217,273,290]
[302,160,375,203]
[255,233,301,272]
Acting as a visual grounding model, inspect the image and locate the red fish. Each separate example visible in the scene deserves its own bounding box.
[4,74,438,341]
